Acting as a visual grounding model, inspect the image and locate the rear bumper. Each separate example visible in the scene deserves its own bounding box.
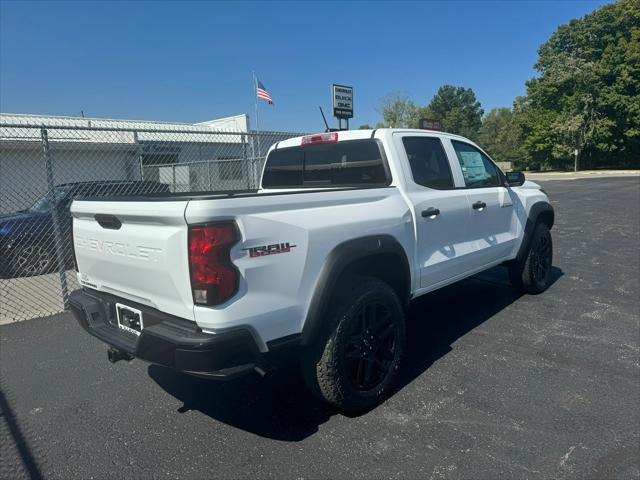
[69,289,265,379]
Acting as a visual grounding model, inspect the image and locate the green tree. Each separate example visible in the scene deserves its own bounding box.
[512,95,555,168]
[518,0,640,169]
[358,124,372,129]
[376,92,420,128]
[424,85,484,139]
[478,108,522,164]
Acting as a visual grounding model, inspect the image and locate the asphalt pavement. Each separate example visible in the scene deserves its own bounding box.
[1,176,638,479]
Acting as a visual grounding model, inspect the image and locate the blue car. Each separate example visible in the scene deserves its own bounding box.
[0,180,169,278]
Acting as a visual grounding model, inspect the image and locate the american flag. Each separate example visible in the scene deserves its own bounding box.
[256,79,273,104]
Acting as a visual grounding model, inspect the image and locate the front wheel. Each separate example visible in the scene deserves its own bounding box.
[509,223,553,294]
[301,277,406,414]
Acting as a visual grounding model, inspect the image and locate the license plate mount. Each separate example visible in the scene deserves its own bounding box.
[116,303,144,336]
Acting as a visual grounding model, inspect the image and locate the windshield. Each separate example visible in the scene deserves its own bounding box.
[29,187,70,213]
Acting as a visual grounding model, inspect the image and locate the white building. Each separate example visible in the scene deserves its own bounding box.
[0,113,260,213]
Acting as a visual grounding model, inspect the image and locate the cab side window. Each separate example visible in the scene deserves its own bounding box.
[402,137,454,189]
[451,141,500,188]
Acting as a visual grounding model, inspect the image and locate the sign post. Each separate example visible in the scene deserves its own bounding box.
[332,84,353,130]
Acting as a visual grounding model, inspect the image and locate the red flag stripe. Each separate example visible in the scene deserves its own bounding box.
[257,89,273,103]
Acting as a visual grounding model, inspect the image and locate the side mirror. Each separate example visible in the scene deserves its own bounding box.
[505,171,525,187]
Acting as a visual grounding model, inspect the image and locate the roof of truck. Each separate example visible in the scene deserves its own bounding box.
[271,128,471,151]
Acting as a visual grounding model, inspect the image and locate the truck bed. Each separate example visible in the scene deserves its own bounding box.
[71,185,410,345]
[74,185,388,203]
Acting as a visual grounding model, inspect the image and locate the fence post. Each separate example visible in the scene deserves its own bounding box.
[41,127,70,310]
[251,133,259,189]
[134,131,144,180]
[172,164,176,191]
[242,133,251,189]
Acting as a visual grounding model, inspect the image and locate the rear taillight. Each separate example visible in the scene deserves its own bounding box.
[188,223,240,306]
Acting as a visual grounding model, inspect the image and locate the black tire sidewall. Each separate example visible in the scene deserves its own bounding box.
[309,277,406,412]
[525,223,553,292]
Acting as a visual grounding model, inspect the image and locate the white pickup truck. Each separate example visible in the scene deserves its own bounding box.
[69,128,554,412]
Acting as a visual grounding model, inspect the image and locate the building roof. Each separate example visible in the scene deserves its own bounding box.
[0,112,249,131]
[0,113,250,146]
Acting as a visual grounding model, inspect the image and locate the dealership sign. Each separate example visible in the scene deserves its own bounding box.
[332,84,353,119]
[420,118,442,131]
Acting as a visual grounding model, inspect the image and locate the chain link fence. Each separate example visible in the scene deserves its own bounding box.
[0,115,304,323]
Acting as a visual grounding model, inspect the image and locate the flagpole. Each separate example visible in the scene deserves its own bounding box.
[253,71,261,159]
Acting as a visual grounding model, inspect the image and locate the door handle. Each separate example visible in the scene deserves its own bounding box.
[472,201,487,210]
[421,207,440,218]
[95,214,122,230]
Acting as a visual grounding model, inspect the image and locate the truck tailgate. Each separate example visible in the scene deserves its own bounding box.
[71,199,194,321]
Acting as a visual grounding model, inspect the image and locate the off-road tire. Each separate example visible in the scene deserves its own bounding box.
[509,222,553,294]
[301,277,406,414]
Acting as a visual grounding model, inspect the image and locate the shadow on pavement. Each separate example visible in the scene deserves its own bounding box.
[149,265,563,441]
[0,387,44,479]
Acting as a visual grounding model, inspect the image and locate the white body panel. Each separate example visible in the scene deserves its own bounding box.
[72,200,193,320]
[71,128,549,350]
[187,188,412,349]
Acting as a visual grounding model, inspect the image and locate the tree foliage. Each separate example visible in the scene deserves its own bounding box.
[377,86,484,139]
[424,85,484,140]
[372,1,638,169]
[478,108,522,164]
[516,0,640,168]
[377,93,420,128]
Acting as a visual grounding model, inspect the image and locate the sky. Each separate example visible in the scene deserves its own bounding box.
[0,0,611,133]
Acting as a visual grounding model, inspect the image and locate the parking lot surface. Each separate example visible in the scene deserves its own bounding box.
[1,177,639,479]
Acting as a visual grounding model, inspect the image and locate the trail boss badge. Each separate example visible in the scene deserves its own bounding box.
[243,242,297,258]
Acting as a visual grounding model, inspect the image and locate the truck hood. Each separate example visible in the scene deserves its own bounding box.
[520,180,542,190]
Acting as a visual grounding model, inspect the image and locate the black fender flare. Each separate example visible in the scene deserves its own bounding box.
[515,201,554,263]
[300,234,411,346]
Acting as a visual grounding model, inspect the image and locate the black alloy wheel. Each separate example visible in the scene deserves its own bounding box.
[13,244,54,277]
[531,231,552,284]
[508,222,553,294]
[343,301,398,391]
[301,276,406,413]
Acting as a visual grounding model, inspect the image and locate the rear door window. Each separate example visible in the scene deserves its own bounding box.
[402,137,454,189]
[262,139,389,188]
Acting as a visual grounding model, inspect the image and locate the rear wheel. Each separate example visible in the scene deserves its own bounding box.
[509,223,553,294]
[11,243,55,277]
[301,277,406,413]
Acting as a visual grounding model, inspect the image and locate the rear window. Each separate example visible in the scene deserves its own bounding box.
[262,139,390,188]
